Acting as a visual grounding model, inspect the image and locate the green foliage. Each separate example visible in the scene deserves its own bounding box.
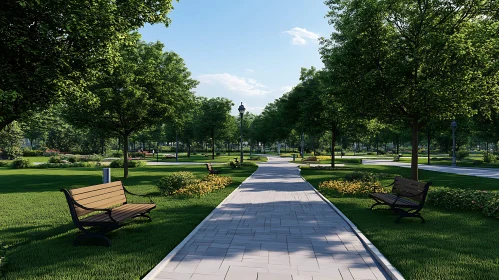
[11,158,32,169]
[0,121,24,159]
[79,154,103,162]
[0,161,9,167]
[109,159,145,168]
[344,171,378,183]
[157,171,198,196]
[318,180,384,195]
[456,149,470,160]
[22,149,44,157]
[173,175,233,198]
[48,156,63,163]
[0,0,177,129]
[483,152,496,163]
[428,188,499,219]
[34,162,96,169]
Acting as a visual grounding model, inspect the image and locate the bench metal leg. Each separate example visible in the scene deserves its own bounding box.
[393,208,425,224]
[132,213,152,222]
[370,202,384,210]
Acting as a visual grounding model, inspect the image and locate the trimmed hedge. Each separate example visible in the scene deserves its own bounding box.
[428,188,499,218]
[109,159,146,168]
[11,158,32,169]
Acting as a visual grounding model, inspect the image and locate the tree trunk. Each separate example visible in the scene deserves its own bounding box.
[331,129,336,168]
[411,120,419,180]
[176,132,179,162]
[123,135,129,178]
[187,143,191,157]
[427,127,431,165]
[211,130,215,159]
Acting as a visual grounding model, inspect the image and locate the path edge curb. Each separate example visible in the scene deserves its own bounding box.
[300,175,405,280]
[142,168,258,280]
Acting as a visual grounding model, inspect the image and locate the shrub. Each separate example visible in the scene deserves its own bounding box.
[11,158,32,169]
[173,175,232,197]
[22,149,44,157]
[318,180,383,195]
[43,150,59,157]
[427,188,499,219]
[203,175,232,191]
[111,152,122,157]
[216,152,221,156]
[109,159,146,168]
[48,156,63,163]
[67,155,80,163]
[456,149,470,160]
[240,162,257,167]
[34,162,95,169]
[0,161,9,167]
[248,156,261,161]
[344,171,378,183]
[303,156,318,161]
[483,153,496,163]
[129,152,144,158]
[80,154,103,162]
[337,158,362,164]
[427,188,493,211]
[157,172,198,196]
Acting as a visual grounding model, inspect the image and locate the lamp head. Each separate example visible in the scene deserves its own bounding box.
[451,120,457,128]
[238,102,246,115]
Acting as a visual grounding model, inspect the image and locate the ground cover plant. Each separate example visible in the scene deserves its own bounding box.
[301,164,499,279]
[0,164,256,279]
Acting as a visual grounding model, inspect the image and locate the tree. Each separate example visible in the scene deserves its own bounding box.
[196,97,234,159]
[0,121,24,159]
[66,34,197,178]
[0,0,176,130]
[321,0,499,179]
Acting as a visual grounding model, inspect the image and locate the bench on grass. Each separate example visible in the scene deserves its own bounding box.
[369,176,431,223]
[61,181,156,246]
[205,163,221,174]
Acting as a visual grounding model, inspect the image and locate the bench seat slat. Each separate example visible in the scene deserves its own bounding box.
[80,204,156,224]
[369,193,419,207]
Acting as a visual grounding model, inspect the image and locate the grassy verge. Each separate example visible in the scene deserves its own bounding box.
[301,165,499,280]
[398,156,499,168]
[0,164,256,279]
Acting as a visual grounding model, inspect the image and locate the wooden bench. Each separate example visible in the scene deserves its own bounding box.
[61,181,156,246]
[205,163,221,174]
[369,176,431,223]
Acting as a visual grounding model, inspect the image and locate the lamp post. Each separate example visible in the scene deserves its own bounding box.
[451,120,457,167]
[238,102,246,164]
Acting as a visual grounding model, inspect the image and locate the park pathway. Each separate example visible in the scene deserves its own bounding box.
[362,159,499,179]
[144,156,391,280]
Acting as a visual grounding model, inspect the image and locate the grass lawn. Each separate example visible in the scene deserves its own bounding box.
[301,165,499,280]
[0,164,256,279]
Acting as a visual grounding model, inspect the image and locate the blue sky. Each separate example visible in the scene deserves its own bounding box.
[139,0,332,115]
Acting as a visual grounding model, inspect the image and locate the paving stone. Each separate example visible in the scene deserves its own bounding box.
[148,157,389,280]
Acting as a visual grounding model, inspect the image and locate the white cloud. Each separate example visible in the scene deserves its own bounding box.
[284,27,320,45]
[245,68,255,73]
[197,73,269,96]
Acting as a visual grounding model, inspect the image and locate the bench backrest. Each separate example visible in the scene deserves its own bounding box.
[205,163,213,171]
[67,181,127,217]
[392,176,431,202]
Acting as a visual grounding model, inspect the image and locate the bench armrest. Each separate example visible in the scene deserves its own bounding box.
[122,186,154,204]
[372,182,393,193]
[71,199,117,223]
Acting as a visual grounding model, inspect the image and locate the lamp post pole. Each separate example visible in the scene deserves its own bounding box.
[238,102,246,164]
[451,120,457,167]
